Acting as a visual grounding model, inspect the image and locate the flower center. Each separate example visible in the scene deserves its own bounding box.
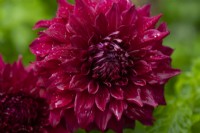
[89,32,133,86]
[0,92,49,132]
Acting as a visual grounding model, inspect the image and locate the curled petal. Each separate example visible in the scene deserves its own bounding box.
[125,87,143,107]
[110,87,124,100]
[88,80,99,94]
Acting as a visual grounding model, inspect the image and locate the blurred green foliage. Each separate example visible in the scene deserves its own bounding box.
[0,0,200,133]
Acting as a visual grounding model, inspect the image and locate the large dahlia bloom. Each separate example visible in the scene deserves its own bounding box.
[31,0,180,132]
[0,56,67,133]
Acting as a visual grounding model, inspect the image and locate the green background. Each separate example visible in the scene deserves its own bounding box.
[0,0,200,132]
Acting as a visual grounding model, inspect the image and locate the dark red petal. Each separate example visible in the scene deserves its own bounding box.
[67,15,89,37]
[122,6,137,25]
[57,0,74,18]
[64,109,79,133]
[157,22,168,32]
[142,29,169,43]
[151,85,166,105]
[74,92,95,127]
[95,108,112,131]
[95,13,108,36]
[131,77,146,86]
[137,4,151,17]
[70,35,88,49]
[106,3,120,32]
[140,15,162,31]
[134,60,152,75]
[30,36,53,57]
[44,23,68,42]
[50,92,74,109]
[108,117,135,133]
[146,50,170,61]
[110,87,124,100]
[125,87,143,107]
[95,87,110,111]
[49,109,63,127]
[109,100,125,121]
[156,68,181,81]
[75,0,94,22]
[141,87,158,107]
[33,20,52,29]
[69,75,88,91]
[88,80,99,94]
[126,105,154,125]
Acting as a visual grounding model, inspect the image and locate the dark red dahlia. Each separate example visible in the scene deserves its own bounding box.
[0,56,50,133]
[31,0,180,132]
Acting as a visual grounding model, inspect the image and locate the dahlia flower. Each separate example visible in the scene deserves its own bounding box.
[0,56,67,133]
[31,0,180,132]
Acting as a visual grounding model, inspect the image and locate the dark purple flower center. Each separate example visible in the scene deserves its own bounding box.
[0,92,49,132]
[89,32,133,86]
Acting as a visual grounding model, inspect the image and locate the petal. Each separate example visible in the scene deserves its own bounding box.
[142,29,169,43]
[69,75,88,91]
[140,15,162,31]
[109,100,125,121]
[57,0,74,18]
[126,105,154,125]
[75,0,94,22]
[146,50,170,61]
[95,87,110,111]
[122,6,137,25]
[137,4,151,17]
[95,108,112,131]
[44,23,68,42]
[88,80,99,94]
[157,68,181,81]
[134,60,152,75]
[110,87,124,100]
[141,86,158,107]
[50,92,74,109]
[70,35,88,49]
[106,3,120,32]
[74,92,95,127]
[49,109,63,127]
[95,13,108,36]
[67,15,89,38]
[33,20,53,29]
[157,22,168,32]
[125,87,143,107]
[30,36,54,57]
[151,85,166,105]
[64,109,79,133]
[131,77,146,86]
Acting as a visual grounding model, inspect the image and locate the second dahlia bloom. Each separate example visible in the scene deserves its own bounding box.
[31,0,180,132]
[0,56,50,132]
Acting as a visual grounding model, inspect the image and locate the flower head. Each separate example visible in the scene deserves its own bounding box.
[31,0,180,132]
[0,56,50,132]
